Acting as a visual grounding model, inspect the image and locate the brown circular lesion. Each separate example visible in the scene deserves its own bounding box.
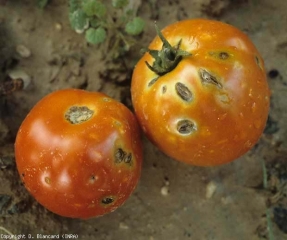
[175,82,192,102]
[101,196,116,206]
[44,177,51,184]
[209,51,230,60]
[124,153,132,164]
[177,119,197,135]
[162,85,167,94]
[114,148,133,165]
[115,148,126,163]
[65,106,94,124]
[199,68,223,89]
[218,52,229,60]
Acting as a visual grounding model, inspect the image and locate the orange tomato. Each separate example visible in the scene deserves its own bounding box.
[131,19,270,166]
[15,89,142,218]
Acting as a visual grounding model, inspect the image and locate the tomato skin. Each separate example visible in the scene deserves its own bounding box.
[131,19,270,166]
[15,89,142,218]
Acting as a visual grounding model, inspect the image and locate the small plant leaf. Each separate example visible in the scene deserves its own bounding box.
[69,0,81,13]
[112,0,129,8]
[90,18,100,28]
[69,9,89,33]
[82,0,106,18]
[85,27,106,44]
[125,9,134,17]
[37,0,49,8]
[125,17,145,36]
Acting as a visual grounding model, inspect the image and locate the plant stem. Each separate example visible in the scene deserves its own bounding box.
[261,157,268,189]
[261,157,276,240]
[266,208,275,240]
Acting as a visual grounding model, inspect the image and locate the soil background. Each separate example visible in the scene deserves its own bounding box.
[1,0,287,240]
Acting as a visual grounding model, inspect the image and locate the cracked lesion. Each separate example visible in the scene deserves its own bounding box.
[199,68,222,89]
[255,55,263,70]
[175,82,192,102]
[162,85,167,94]
[148,76,160,87]
[101,196,115,205]
[114,148,133,165]
[177,119,197,135]
[65,106,94,124]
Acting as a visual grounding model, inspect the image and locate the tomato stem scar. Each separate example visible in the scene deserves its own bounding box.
[65,106,94,124]
[145,23,191,86]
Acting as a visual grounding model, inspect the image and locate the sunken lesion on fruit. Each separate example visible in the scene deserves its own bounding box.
[65,106,94,124]
[100,195,117,207]
[176,119,197,135]
[89,174,98,184]
[199,68,223,89]
[114,148,132,165]
[209,51,230,60]
[44,177,51,185]
[255,55,264,70]
[175,82,192,102]
[162,85,167,94]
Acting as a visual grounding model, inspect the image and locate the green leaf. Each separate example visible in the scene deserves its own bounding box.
[90,18,100,28]
[85,27,106,44]
[69,9,89,33]
[125,17,145,36]
[37,0,49,8]
[82,0,106,18]
[69,0,81,13]
[125,9,134,17]
[112,0,129,8]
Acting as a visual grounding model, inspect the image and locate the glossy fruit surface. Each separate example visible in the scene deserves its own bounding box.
[15,89,142,218]
[131,19,270,166]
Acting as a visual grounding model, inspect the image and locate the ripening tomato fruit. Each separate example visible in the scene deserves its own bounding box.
[131,19,270,166]
[15,89,142,218]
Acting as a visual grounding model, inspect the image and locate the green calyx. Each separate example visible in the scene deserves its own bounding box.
[145,24,191,77]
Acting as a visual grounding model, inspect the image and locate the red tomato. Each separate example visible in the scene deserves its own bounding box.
[15,89,142,218]
[131,19,270,166]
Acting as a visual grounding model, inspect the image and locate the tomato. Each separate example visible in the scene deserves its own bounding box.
[131,19,270,166]
[15,89,142,218]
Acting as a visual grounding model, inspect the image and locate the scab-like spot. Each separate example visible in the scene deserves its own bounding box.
[255,56,263,70]
[101,196,114,205]
[45,177,51,185]
[175,82,192,102]
[148,77,159,87]
[115,148,125,163]
[115,148,132,165]
[177,119,196,135]
[113,120,122,127]
[102,97,111,102]
[255,56,260,65]
[89,175,98,184]
[162,85,167,94]
[219,52,229,60]
[65,106,94,124]
[209,51,229,60]
[124,153,132,164]
[218,92,231,104]
[199,68,222,89]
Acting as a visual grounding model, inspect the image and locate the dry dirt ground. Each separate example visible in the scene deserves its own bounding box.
[0,0,287,240]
